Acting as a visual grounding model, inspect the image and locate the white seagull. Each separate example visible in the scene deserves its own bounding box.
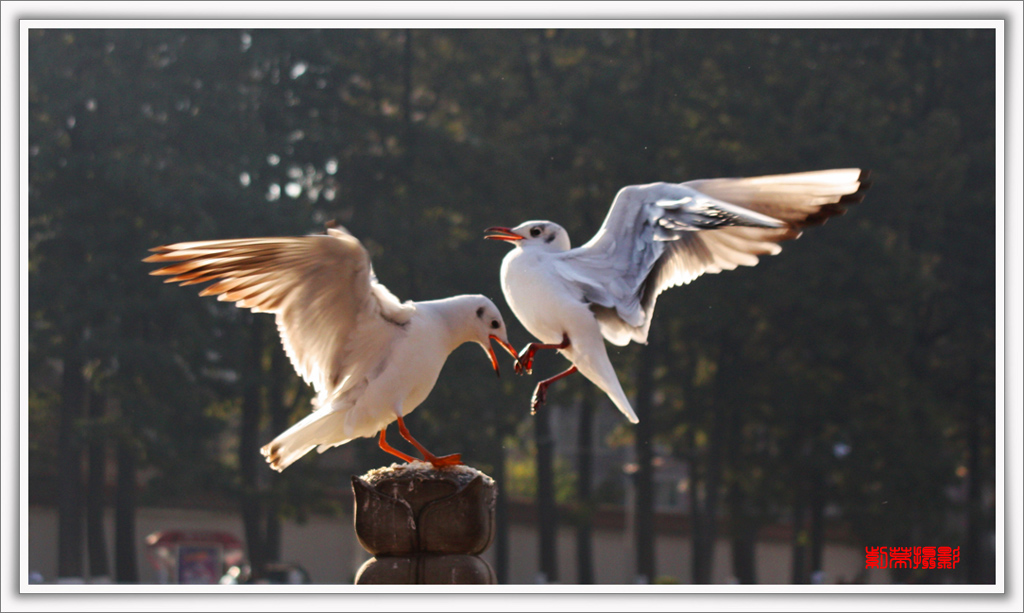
[486,168,871,422]
[145,226,520,471]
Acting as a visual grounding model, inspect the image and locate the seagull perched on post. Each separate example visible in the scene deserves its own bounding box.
[145,226,519,471]
[486,168,871,422]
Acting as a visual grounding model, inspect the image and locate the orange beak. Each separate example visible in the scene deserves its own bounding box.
[488,334,523,377]
[484,227,524,242]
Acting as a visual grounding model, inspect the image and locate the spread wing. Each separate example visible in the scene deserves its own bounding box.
[556,168,871,346]
[144,227,415,397]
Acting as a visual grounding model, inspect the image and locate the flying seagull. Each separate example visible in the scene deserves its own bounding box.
[145,226,519,471]
[486,168,871,422]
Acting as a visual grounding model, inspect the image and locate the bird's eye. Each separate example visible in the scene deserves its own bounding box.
[490,320,500,329]
[476,307,484,318]
[530,226,542,237]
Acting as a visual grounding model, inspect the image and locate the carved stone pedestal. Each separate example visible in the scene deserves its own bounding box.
[351,461,497,584]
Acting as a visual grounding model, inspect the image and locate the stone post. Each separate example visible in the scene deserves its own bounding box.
[352,462,497,584]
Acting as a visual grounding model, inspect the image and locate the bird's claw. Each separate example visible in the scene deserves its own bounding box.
[515,347,535,376]
[530,386,548,415]
[425,453,463,468]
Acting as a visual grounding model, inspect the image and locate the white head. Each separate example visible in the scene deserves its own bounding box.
[440,294,519,376]
[484,221,571,252]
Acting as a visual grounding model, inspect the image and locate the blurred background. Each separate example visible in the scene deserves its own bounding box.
[26,27,996,585]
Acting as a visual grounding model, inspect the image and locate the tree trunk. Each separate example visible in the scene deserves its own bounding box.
[689,451,723,582]
[790,486,809,584]
[685,420,714,584]
[809,469,825,583]
[57,349,85,580]
[691,506,718,583]
[687,454,708,584]
[728,486,758,584]
[722,361,756,584]
[517,32,538,103]
[86,388,111,580]
[399,28,421,299]
[263,344,290,563]
[535,406,558,582]
[634,342,658,583]
[693,405,723,583]
[964,366,990,582]
[730,522,758,584]
[402,29,416,157]
[239,316,266,578]
[114,433,138,583]
[790,413,812,584]
[575,392,594,584]
[493,443,509,584]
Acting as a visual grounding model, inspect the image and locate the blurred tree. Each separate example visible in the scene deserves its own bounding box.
[574,389,596,584]
[28,27,996,585]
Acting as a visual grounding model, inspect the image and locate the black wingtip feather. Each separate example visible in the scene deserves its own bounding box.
[800,203,849,228]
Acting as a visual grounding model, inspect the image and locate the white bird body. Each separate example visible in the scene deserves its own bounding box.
[499,247,578,345]
[487,168,871,421]
[499,238,637,422]
[267,296,498,470]
[146,227,518,471]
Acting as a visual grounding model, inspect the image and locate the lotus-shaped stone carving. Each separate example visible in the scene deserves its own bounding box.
[351,462,497,584]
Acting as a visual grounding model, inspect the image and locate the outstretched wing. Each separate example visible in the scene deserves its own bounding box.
[556,168,871,346]
[144,227,415,397]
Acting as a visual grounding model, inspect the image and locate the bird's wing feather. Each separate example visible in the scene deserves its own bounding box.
[682,168,868,227]
[145,227,414,397]
[559,169,870,345]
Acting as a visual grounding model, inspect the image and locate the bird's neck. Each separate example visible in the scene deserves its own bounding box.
[415,296,479,350]
[519,241,570,258]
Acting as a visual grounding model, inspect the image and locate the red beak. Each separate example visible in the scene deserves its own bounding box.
[484,227,524,242]
[488,334,523,377]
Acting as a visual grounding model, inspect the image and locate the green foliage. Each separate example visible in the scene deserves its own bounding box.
[503,417,578,505]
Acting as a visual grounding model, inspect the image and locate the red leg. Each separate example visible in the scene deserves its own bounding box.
[516,333,571,375]
[396,415,463,468]
[530,365,579,415]
[378,426,418,463]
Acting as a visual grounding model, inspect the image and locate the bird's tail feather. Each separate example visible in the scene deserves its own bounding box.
[573,358,634,423]
[260,408,350,472]
[561,328,641,424]
[606,387,639,424]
